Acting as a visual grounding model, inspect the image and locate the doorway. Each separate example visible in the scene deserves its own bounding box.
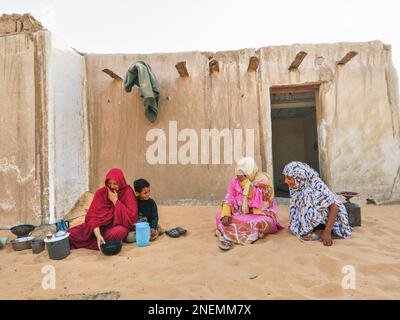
[270,84,320,198]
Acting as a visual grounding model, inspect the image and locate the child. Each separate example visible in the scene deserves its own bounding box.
[133,178,160,241]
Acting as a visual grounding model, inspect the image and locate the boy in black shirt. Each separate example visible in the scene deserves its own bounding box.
[133,178,160,241]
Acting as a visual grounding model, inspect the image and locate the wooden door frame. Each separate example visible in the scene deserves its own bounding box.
[269,82,324,183]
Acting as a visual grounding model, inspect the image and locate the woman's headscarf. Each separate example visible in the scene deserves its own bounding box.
[235,157,258,181]
[104,168,129,196]
[282,161,320,191]
[235,157,259,213]
[282,161,346,237]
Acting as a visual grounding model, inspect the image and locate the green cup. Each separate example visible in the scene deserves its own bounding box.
[0,237,8,249]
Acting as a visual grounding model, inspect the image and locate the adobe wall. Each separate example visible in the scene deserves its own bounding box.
[0,31,47,226]
[46,35,89,223]
[86,41,400,204]
[259,41,400,202]
[0,23,88,227]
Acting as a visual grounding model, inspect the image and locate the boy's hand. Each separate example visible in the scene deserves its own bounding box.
[151,228,157,237]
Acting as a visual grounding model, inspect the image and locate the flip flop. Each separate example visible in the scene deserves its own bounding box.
[175,227,187,235]
[166,228,180,238]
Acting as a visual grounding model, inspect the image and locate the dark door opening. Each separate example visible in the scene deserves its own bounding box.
[270,85,320,198]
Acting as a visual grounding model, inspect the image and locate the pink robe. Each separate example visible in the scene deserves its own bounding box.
[216,175,284,245]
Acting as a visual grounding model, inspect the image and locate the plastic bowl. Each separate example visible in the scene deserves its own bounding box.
[10,224,35,238]
[100,240,122,256]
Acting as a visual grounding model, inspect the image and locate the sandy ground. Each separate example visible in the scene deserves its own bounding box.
[0,193,399,300]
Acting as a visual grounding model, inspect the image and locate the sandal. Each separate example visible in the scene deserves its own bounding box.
[301,233,320,241]
[218,238,232,251]
[166,228,180,238]
[166,227,187,238]
[215,229,223,237]
[175,227,187,235]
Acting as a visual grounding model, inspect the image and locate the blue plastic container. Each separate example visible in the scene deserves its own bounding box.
[135,222,150,247]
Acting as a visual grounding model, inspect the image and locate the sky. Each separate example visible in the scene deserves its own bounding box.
[1,0,400,73]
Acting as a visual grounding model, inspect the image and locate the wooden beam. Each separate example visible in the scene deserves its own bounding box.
[271,87,316,94]
[71,47,86,56]
[270,81,322,89]
[209,59,220,75]
[271,101,316,109]
[270,82,322,94]
[102,69,122,81]
[247,56,259,72]
[288,51,308,71]
[175,61,189,77]
[337,51,358,65]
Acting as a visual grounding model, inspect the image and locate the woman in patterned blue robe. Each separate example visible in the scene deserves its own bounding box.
[283,161,352,246]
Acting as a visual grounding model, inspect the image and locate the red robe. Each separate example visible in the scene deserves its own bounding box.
[68,168,138,250]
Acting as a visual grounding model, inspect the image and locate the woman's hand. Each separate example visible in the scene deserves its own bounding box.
[320,203,337,246]
[94,227,106,250]
[320,230,333,246]
[151,228,158,237]
[108,188,118,205]
[96,234,106,249]
[221,216,232,226]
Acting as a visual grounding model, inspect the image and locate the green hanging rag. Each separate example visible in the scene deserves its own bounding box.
[123,61,160,123]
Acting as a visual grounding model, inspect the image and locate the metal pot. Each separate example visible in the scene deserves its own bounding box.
[31,238,45,254]
[11,236,35,251]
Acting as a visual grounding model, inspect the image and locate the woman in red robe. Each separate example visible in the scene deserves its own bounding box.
[68,168,138,250]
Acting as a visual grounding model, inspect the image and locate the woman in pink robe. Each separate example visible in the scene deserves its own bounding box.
[216,157,284,250]
[68,168,138,250]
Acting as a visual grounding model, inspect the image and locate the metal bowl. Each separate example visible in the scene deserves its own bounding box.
[100,240,122,256]
[337,191,360,202]
[10,224,35,238]
[11,236,35,251]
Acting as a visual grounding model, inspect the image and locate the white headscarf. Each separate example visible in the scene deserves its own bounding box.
[235,157,259,213]
[235,157,258,181]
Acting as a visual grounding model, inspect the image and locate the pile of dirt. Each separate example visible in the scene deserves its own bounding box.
[0,13,45,36]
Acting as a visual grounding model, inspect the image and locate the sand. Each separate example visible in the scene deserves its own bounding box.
[0,193,399,300]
